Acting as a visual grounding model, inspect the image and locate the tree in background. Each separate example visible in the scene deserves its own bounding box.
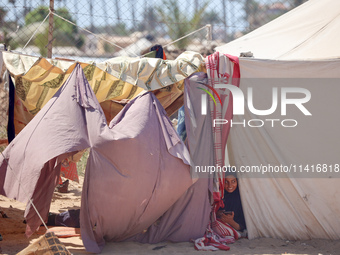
[34,26,48,57]
[95,23,129,36]
[137,6,159,32]
[129,0,137,31]
[0,7,19,49]
[88,0,94,32]
[0,7,7,27]
[115,0,121,22]
[157,0,208,49]
[25,6,48,25]
[244,0,262,32]
[25,6,77,37]
[293,0,308,7]
[243,0,304,34]
[137,6,159,34]
[23,6,84,55]
[0,7,9,44]
[8,0,18,26]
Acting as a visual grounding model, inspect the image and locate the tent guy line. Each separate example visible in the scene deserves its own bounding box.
[0,151,49,232]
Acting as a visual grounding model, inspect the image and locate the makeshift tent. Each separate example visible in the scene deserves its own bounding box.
[0,51,220,252]
[3,0,340,250]
[1,64,200,252]
[215,0,340,240]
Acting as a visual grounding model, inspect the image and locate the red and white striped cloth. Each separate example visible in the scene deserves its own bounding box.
[193,224,235,251]
[205,52,240,207]
[194,52,241,251]
[59,158,79,184]
[210,210,241,239]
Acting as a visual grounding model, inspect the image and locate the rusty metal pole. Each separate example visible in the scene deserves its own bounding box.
[47,0,54,58]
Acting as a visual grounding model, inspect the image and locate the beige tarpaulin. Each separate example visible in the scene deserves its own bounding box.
[2,51,204,130]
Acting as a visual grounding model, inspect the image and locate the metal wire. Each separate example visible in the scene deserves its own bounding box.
[0,0,308,128]
[1,0,306,61]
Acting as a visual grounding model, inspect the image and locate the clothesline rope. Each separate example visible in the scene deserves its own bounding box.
[21,9,212,59]
[21,9,138,57]
[22,11,50,51]
[0,151,49,231]
[163,24,212,49]
[67,11,246,28]
[50,10,140,57]
[140,24,212,58]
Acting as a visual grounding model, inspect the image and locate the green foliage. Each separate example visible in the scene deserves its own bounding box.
[104,42,115,53]
[243,0,289,33]
[112,23,129,36]
[0,7,19,49]
[25,6,49,25]
[34,27,48,56]
[137,7,159,32]
[1,26,20,49]
[246,0,263,30]
[96,23,129,36]
[25,6,77,36]
[75,35,85,49]
[76,149,89,177]
[54,7,78,36]
[201,10,221,25]
[0,7,7,25]
[24,6,80,51]
[0,126,7,153]
[157,0,208,49]
[0,126,6,139]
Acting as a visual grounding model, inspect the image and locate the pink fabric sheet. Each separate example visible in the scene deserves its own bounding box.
[0,65,193,253]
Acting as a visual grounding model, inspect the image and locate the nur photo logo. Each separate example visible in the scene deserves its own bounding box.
[198,81,312,128]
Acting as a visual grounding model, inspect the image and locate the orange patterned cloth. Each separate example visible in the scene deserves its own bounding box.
[60,158,79,183]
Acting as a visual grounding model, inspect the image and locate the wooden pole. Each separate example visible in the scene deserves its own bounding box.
[47,0,54,58]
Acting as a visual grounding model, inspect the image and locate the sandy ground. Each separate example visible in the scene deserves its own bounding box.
[0,178,339,255]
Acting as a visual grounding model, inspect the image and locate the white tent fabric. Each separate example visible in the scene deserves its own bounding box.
[216,0,340,240]
[215,0,340,60]
[228,58,340,240]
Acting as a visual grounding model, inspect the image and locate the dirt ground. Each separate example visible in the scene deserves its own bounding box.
[0,178,339,255]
